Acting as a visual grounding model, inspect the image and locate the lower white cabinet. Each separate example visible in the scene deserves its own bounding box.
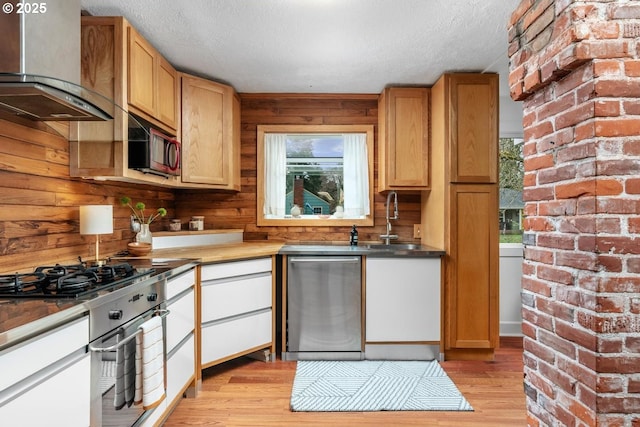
[200,257,274,367]
[0,317,90,427]
[365,257,441,359]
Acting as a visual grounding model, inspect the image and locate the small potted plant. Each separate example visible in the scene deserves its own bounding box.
[120,196,167,245]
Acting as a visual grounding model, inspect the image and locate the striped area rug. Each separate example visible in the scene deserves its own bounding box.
[290,360,473,412]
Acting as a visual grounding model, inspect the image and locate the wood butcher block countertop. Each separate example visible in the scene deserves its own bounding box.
[145,241,285,263]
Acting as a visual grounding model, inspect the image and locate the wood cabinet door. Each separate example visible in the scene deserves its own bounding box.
[157,55,179,131]
[379,87,429,191]
[181,74,228,185]
[446,184,499,351]
[449,74,498,183]
[128,27,156,119]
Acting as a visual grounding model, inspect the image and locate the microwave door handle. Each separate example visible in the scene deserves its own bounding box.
[167,142,180,171]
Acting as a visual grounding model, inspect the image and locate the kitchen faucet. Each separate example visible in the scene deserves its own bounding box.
[380,191,399,245]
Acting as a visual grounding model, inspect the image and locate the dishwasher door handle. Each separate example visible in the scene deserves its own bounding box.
[289,257,361,264]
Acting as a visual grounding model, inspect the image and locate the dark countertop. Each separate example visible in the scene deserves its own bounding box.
[279,243,445,257]
[0,258,198,352]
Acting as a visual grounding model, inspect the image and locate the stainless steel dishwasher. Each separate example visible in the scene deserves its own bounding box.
[284,255,363,360]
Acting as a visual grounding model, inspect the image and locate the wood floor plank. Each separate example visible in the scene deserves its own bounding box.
[164,339,526,426]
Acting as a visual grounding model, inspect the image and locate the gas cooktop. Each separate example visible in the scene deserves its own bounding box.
[0,260,154,299]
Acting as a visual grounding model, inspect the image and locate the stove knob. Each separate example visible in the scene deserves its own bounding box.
[108,310,123,320]
[147,293,158,302]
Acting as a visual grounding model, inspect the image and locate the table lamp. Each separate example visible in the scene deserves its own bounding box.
[80,205,113,266]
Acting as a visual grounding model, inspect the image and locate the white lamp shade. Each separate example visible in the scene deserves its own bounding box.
[79,205,114,235]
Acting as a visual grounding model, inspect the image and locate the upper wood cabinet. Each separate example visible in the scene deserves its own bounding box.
[377,87,430,192]
[128,26,179,131]
[180,73,241,190]
[447,74,498,183]
[70,16,181,187]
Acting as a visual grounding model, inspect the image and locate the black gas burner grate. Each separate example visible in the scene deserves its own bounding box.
[0,262,152,299]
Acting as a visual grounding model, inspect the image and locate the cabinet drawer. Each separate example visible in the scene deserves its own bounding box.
[201,274,272,323]
[167,289,195,353]
[167,269,195,300]
[201,310,272,365]
[0,317,88,391]
[0,353,90,426]
[201,258,271,281]
[167,334,195,407]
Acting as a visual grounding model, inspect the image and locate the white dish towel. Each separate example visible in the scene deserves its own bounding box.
[134,315,166,410]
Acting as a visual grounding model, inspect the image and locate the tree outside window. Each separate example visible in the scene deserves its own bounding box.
[499,137,524,243]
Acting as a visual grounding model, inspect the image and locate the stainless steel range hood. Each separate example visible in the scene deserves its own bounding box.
[0,0,112,121]
[0,73,112,121]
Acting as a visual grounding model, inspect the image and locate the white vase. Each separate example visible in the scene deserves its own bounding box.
[136,223,153,245]
[291,205,301,217]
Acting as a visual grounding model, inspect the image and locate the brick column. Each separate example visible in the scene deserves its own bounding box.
[509,1,640,426]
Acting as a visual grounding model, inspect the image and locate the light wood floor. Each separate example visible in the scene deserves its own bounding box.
[164,338,526,427]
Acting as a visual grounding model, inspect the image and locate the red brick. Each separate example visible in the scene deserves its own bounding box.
[594,99,620,117]
[576,39,630,60]
[524,69,543,92]
[555,180,596,199]
[597,396,640,414]
[624,140,640,156]
[556,320,598,350]
[577,235,597,252]
[523,306,555,332]
[630,218,640,233]
[575,121,595,141]
[596,79,640,97]
[596,315,640,335]
[593,59,623,77]
[629,378,640,393]
[596,217,621,234]
[557,217,596,234]
[524,218,555,233]
[598,255,623,272]
[597,236,640,255]
[598,198,640,214]
[526,370,557,398]
[523,276,553,297]
[596,178,623,195]
[626,336,640,353]
[537,92,576,121]
[597,337,624,354]
[627,178,640,194]
[539,199,577,216]
[576,196,597,215]
[597,159,640,175]
[627,257,640,273]
[558,390,597,425]
[510,0,536,26]
[538,233,576,250]
[556,142,596,163]
[556,102,595,129]
[524,186,555,202]
[537,264,574,285]
[590,22,620,39]
[596,295,625,313]
[524,172,537,187]
[609,4,640,19]
[625,60,640,77]
[524,120,555,140]
[597,276,640,293]
[623,100,640,115]
[596,118,640,137]
[556,251,598,271]
[631,297,640,314]
[539,329,577,359]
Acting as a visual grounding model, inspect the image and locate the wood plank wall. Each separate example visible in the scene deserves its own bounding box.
[176,93,422,243]
[0,119,175,272]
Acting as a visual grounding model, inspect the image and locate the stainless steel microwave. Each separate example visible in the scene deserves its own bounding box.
[128,125,181,177]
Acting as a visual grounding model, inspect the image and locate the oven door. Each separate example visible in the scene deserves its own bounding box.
[89,305,168,427]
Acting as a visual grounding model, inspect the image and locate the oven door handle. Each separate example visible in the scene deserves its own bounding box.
[88,309,170,353]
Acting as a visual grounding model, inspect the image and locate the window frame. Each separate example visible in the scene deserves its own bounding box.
[257,124,375,227]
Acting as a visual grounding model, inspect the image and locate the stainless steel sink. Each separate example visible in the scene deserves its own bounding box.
[365,243,423,250]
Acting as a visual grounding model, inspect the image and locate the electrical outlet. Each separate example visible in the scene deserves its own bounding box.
[413,224,421,239]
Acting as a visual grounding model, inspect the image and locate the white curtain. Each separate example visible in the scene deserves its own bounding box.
[343,133,370,217]
[264,134,287,217]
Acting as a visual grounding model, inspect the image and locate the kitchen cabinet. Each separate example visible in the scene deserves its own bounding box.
[200,257,275,368]
[180,73,241,190]
[377,87,430,191]
[446,184,499,354]
[447,74,498,183]
[365,257,441,360]
[70,16,182,187]
[128,25,179,131]
[422,72,499,360]
[143,268,197,427]
[0,317,90,427]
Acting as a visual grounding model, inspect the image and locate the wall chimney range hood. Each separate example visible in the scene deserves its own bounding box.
[0,0,112,122]
[0,73,112,121]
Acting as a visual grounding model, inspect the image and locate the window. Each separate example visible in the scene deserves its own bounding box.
[499,137,524,243]
[257,124,374,226]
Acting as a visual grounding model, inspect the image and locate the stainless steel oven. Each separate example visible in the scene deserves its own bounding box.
[88,276,168,427]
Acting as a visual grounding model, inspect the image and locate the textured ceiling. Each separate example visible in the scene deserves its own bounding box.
[79,0,523,135]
